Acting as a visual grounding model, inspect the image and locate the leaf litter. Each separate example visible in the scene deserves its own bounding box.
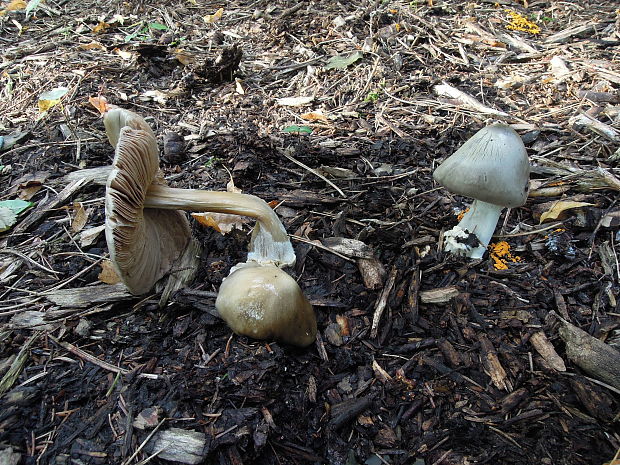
[0,1,619,464]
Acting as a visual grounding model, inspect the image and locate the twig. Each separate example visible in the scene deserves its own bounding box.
[49,335,130,375]
[370,267,398,339]
[0,248,59,275]
[279,149,347,198]
[289,235,355,262]
[121,419,167,465]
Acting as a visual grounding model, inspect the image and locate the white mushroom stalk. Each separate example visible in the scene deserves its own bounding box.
[442,200,504,259]
[434,124,530,260]
[143,185,295,266]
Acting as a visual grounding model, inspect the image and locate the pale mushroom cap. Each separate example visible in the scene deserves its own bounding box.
[104,107,156,148]
[105,127,191,295]
[433,124,530,207]
[215,263,317,347]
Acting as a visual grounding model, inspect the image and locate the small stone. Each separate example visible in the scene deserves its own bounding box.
[324,323,343,346]
[134,406,162,430]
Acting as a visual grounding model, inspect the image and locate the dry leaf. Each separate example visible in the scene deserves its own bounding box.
[203,7,223,23]
[92,21,110,33]
[539,201,594,223]
[276,96,314,107]
[38,87,69,113]
[226,177,242,194]
[191,212,249,234]
[98,260,121,284]
[71,202,89,233]
[80,225,105,247]
[0,0,26,15]
[335,314,350,336]
[300,110,328,122]
[79,41,106,51]
[174,49,195,65]
[113,48,134,60]
[141,90,168,104]
[89,96,110,114]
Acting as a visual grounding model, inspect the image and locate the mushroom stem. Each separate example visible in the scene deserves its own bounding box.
[443,200,503,259]
[144,184,295,266]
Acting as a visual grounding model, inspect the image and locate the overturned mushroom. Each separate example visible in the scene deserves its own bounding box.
[215,262,317,347]
[433,124,530,259]
[104,108,295,295]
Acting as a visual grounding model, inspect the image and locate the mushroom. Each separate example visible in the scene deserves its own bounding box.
[215,262,317,347]
[433,124,530,259]
[104,107,295,295]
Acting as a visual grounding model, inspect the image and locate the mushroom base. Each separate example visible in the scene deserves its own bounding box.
[443,200,504,259]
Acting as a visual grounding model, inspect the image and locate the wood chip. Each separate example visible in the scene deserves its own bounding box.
[529,331,566,372]
[478,334,510,391]
[555,314,620,391]
[370,267,398,338]
[147,428,208,464]
[419,286,459,304]
[357,257,386,290]
[44,283,132,308]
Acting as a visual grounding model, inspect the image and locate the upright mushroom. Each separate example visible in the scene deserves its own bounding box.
[104,107,296,295]
[433,124,530,259]
[215,262,317,347]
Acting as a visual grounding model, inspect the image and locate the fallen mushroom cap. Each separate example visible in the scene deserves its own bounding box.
[215,263,317,347]
[104,106,296,295]
[105,127,192,295]
[433,124,530,208]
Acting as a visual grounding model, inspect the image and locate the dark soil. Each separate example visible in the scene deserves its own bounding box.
[1,1,619,464]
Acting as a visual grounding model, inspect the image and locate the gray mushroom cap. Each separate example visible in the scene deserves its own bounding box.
[433,124,530,207]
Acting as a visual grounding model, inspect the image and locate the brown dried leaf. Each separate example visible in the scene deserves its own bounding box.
[539,201,594,224]
[191,212,248,235]
[89,96,110,114]
[98,260,121,284]
[71,202,89,233]
[300,110,328,122]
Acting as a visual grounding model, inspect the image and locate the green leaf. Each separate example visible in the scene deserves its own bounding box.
[282,125,313,134]
[0,199,33,215]
[25,0,42,18]
[0,208,17,233]
[324,51,363,70]
[0,200,33,232]
[149,22,168,31]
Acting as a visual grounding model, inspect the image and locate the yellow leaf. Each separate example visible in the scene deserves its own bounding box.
[79,41,106,51]
[539,201,594,224]
[38,99,60,112]
[92,21,110,33]
[98,260,121,284]
[300,110,328,122]
[113,48,134,60]
[203,7,223,23]
[37,87,69,113]
[89,96,110,114]
[0,0,26,15]
[191,212,249,235]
